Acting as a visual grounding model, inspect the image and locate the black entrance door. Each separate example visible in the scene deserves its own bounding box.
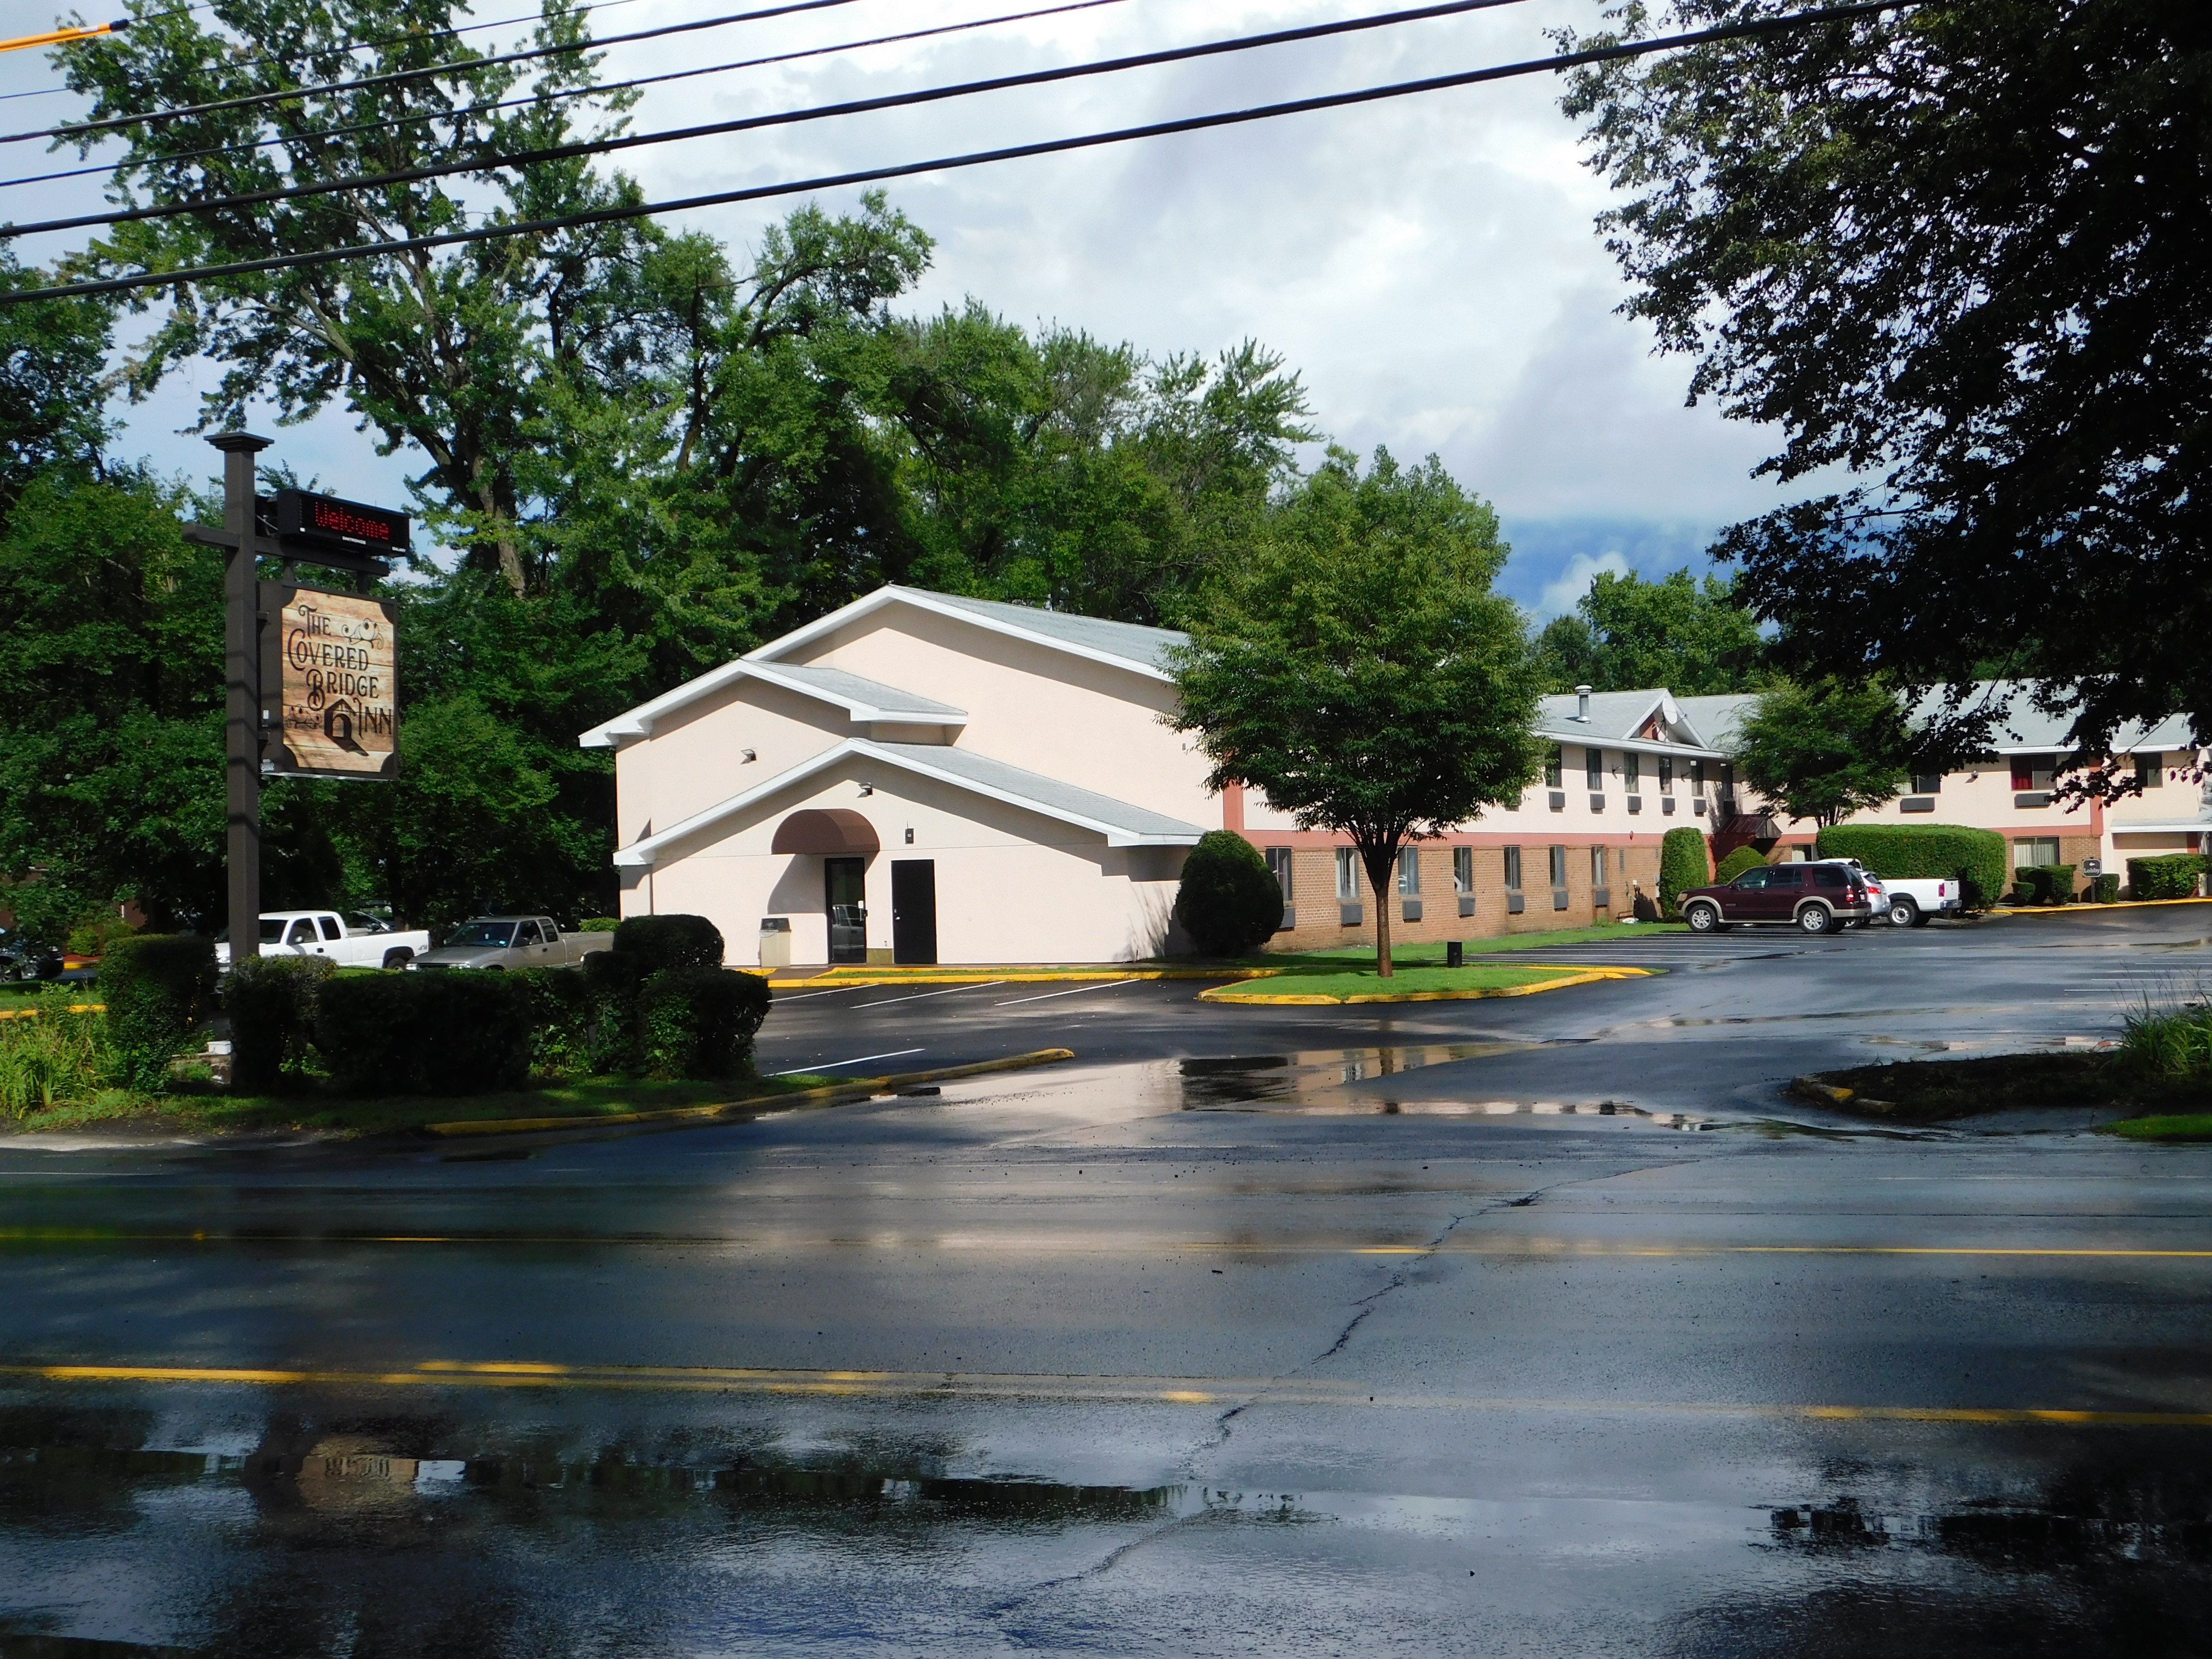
[824,856,868,963]
[891,860,938,966]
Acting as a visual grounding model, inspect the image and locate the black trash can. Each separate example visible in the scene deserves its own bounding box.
[1446,940,1465,968]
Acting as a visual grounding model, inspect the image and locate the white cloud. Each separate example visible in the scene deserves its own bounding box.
[1537,550,1631,618]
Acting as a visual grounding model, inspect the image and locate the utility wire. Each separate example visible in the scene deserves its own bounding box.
[0,0,651,102]
[0,0,1138,192]
[7,0,866,146]
[0,1,1918,307]
[4,0,1534,237]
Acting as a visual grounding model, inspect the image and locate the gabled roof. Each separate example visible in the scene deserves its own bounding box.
[1671,692,1760,754]
[613,738,1204,866]
[1908,680,2198,754]
[1535,689,1727,757]
[579,659,965,749]
[749,585,1186,681]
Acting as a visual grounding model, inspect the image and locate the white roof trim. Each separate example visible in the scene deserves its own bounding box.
[578,659,966,749]
[1533,726,1729,761]
[613,739,1201,866]
[2107,820,2212,836]
[747,585,1175,683]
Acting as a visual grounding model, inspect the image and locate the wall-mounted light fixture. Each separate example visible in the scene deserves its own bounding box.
[740,748,757,762]
[904,827,915,844]
[858,782,875,796]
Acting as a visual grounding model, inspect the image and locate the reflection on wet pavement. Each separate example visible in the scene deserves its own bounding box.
[1174,1051,1720,1129]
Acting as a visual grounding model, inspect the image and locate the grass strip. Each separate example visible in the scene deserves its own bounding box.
[1792,1053,2212,1125]
[2103,1114,2212,1143]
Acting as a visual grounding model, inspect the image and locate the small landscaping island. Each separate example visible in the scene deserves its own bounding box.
[1203,925,1678,1002]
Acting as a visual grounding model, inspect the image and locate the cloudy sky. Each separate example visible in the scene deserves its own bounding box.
[1,0,1802,613]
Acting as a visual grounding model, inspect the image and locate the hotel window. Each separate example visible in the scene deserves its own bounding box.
[2014,837,2062,869]
[1503,845,1523,891]
[1623,753,1641,794]
[2011,755,2058,791]
[2137,752,2165,789]
[1911,771,1943,794]
[1691,758,1707,791]
[1397,847,1420,895]
[1586,747,1604,789]
[1591,846,1608,887]
[1658,756,1674,794]
[1454,847,1473,894]
[1548,845,1569,887]
[1335,847,1358,901]
[1266,847,1294,898]
[1544,747,1563,788]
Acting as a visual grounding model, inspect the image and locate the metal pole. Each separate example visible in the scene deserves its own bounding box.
[210,432,271,962]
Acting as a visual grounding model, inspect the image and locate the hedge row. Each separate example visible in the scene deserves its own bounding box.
[1655,828,1710,916]
[2014,863,2077,905]
[225,914,769,1096]
[1816,824,2008,910]
[2129,854,2208,901]
[98,934,218,1091]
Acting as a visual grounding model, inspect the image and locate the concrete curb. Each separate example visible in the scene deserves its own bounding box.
[1983,895,2212,917]
[1197,966,1655,1006]
[421,1048,1078,1139]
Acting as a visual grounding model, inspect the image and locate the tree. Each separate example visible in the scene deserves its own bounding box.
[1559,0,2212,764]
[1172,831,1283,959]
[1730,679,1912,830]
[1534,566,1767,694]
[0,252,114,507]
[1655,826,1712,916]
[1169,448,1542,975]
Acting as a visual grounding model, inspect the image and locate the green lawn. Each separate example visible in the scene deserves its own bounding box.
[1254,920,1685,968]
[5,1072,844,1139]
[1217,963,1589,1000]
[2103,1113,2212,1143]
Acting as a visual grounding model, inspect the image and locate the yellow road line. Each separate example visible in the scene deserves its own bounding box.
[3,1359,2206,1425]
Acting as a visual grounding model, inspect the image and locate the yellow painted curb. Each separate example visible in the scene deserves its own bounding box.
[763,967,1274,990]
[1198,966,1654,1006]
[421,1048,1076,1139]
[1985,894,2212,917]
[0,1003,103,1020]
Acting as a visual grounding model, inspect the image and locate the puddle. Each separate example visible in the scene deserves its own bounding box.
[1170,1052,1719,1130]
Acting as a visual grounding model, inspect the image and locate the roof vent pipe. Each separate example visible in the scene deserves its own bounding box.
[1575,685,1591,722]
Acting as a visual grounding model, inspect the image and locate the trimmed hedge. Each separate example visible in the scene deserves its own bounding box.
[577,917,620,932]
[611,914,724,971]
[99,934,217,1091]
[2129,854,2208,901]
[1714,846,1768,884]
[314,973,533,1095]
[638,967,772,1080]
[1816,824,2008,912]
[2015,863,2077,905]
[226,954,334,1094]
[1656,828,1711,917]
[1174,830,1282,957]
[2091,873,2122,903]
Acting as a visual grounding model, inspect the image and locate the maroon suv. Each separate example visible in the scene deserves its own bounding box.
[1680,859,1875,936]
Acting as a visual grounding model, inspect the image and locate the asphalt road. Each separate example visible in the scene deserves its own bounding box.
[2,907,2209,1657]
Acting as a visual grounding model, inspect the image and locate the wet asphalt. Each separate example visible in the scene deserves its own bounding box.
[2,907,2210,1656]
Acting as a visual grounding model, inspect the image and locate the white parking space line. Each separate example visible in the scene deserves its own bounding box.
[768,1048,924,1077]
[770,985,876,1002]
[994,980,1139,1006]
[852,981,1006,1010]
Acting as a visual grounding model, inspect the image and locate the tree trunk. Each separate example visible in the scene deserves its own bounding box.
[1371,870,1394,977]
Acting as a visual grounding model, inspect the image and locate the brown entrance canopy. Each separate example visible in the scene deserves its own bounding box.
[770,808,880,855]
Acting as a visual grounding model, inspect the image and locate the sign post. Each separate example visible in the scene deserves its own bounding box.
[183,437,409,965]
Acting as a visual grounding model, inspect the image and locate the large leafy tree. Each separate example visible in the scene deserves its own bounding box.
[1535,565,1767,694]
[1170,448,1542,975]
[1731,678,1912,829]
[1560,0,2212,767]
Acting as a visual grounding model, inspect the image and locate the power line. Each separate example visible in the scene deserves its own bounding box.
[7,0,867,147]
[0,0,653,103]
[0,0,1138,193]
[3,0,1535,238]
[0,1,1918,307]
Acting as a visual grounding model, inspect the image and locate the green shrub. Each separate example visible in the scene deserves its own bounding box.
[1173,830,1282,957]
[226,954,334,1094]
[612,914,724,971]
[0,1010,108,1117]
[577,917,620,932]
[2092,873,2122,904]
[517,966,593,1076]
[314,973,533,1095]
[637,967,772,1080]
[67,912,141,959]
[2119,1000,2212,1080]
[581,950,652,1074]
[1714,846,1768,884]
[1656,828,1712,916]
[2128,854,2208,901]
[98,934,217,1091]
[1816,824,2008,912]
[2012,863,2077,905]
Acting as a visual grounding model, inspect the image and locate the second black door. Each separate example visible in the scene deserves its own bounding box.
[891,859,938,965]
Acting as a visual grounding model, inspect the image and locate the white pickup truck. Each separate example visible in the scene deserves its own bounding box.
[1872,875,1964,927]
[215,910,433,969]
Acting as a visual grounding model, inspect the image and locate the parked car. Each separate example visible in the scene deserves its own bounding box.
[1680,860,1875,935]
[407,916,614,972]
[215,910,433,970]
[0,933,61,982]
[1874,875,1962,927]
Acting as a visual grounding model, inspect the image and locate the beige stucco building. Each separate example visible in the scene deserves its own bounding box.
[583,589,2208,966]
